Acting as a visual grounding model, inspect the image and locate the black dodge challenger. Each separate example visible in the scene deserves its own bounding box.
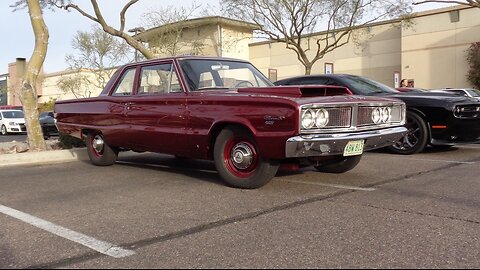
[274,74,480,154]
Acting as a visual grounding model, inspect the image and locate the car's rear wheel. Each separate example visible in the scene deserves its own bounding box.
[389,111,428,155]
[1,125,8,136]
[314,155,362,173]
[86,132,118,166]
[214,126,279,189]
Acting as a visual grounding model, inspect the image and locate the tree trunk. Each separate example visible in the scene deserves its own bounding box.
[304,65,312,75]
[21,0,48,151]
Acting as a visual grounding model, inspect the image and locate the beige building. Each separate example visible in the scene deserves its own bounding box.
[250,5,480,89]
[4,7,480,106]
[136,16,260,60]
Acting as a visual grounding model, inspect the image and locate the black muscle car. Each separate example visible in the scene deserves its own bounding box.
[274,74,480,154]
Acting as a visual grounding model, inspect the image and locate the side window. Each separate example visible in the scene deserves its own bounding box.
[0,113,2,120]
[198,72,216,89]
[138,63,182,95]
[112,68,136,96]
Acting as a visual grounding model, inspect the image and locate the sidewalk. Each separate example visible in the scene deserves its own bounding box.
[0,140,88,167]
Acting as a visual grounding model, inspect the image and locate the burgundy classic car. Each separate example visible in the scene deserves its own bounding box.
[55,56,407,189]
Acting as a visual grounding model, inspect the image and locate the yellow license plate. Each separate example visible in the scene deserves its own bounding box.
[343,140,364,156]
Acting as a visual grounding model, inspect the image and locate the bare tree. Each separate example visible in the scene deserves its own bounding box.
[222,0,413,75]
[139,2,208,56]
[57,73,92,99]
[10,0,52,151]
[59,0,155,59]
[414,0,479,7]
[66,25,132,91]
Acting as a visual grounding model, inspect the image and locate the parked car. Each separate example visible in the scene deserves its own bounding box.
[39,111,59,139]
[55,56,407,189]
[274,74,480,154]
[431,88,480,101]
[0,109,26,135]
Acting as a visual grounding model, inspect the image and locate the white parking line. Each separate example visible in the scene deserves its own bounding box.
[0,204,135,258]
[282,180,376,191]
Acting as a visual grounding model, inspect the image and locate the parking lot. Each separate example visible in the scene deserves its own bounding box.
[0,144,479,268]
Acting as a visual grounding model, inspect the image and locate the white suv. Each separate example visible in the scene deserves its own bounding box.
[0,110,26,135]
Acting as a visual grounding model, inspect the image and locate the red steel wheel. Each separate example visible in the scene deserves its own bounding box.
[214,126,279,189]
[86,132,118,166]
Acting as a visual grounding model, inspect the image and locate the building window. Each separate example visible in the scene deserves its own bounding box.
[268,69,278,82]
[325,63,334,74]
[450,10,460,23]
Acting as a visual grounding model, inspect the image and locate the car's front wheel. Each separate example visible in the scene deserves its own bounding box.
[389,111,428,155]
[86,132,118,166]
[1,125,8,136]
[214,126,279,189]
[314,155,362,173]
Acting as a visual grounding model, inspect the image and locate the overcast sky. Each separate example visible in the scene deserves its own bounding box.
[0,0,451,75]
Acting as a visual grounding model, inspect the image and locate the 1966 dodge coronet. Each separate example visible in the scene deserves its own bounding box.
[55,56,407,189]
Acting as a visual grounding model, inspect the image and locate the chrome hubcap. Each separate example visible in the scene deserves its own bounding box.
[231,143,254,170]
[92,135,104,153]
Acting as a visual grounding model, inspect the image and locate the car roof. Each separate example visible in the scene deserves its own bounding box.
[121,55,251,70]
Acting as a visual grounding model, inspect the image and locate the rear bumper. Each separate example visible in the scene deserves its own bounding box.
[285,126,407,158]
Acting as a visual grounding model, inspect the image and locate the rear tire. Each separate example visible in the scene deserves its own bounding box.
[314,155,362,173]
[86,132,118,166]
[214,126,279,189]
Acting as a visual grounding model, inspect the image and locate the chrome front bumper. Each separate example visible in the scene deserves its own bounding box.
[285,126,408,158]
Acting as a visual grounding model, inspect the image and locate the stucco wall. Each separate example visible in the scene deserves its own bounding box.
[249,23,402,86]
[401,7,480,89]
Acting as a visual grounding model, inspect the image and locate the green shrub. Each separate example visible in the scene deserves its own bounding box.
[466,42,480,89]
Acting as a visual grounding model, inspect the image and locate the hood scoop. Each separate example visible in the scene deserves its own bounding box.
[237,86,351,97]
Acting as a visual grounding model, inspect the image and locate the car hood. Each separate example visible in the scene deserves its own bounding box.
[4,118,25,124]
[373,92,480,107]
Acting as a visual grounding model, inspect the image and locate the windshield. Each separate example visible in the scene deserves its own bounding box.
[342,76,398,95]
[2,110,24,119]
[179,59,273,91]
[466,89,480,97]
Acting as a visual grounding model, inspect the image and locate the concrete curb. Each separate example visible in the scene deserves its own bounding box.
[0,148,89,167]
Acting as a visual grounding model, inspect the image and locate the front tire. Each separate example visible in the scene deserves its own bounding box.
[214,126,279,189]
[314,155,362,173]
[1,125,8,136]
[388,111,428,155]
[86,132,118,166]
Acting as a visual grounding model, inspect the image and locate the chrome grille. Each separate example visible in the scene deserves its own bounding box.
[324,107,352,128]
[357,106,376,126]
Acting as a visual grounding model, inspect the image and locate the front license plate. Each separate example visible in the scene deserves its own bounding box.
[343,140,364,156]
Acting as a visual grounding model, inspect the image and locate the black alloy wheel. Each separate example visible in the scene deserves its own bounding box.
[389,111,428,155]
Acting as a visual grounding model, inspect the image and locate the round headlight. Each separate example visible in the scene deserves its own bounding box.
[315,109,329,128]
[302,109,315,129]
[372,108,381,124]
[381,107,391,123]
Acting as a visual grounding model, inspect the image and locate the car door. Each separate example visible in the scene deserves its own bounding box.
[103,67,138,149]
[125,61,188,155]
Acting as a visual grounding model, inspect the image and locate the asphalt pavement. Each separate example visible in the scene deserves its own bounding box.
[0,134,27,143]
[0,144,479,268]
